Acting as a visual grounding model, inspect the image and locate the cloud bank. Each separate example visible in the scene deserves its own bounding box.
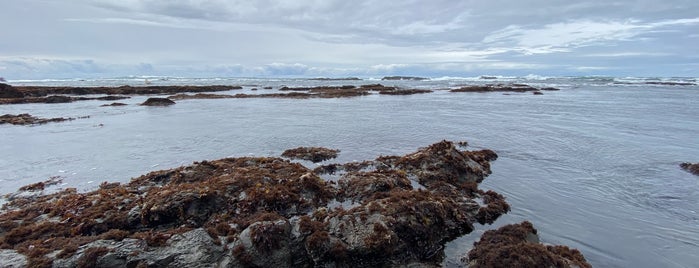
[1,0,698,79]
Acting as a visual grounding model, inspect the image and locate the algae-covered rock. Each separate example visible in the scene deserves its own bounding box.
[0,141,516,267]
[464,221,591,268]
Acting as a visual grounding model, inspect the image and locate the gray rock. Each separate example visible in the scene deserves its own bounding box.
[0,250,27,268]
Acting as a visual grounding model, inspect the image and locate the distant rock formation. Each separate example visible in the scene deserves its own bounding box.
[141,98,176,106]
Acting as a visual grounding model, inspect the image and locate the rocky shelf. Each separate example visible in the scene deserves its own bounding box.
[0,141,589,267]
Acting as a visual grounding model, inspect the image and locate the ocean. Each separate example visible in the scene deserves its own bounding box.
[1,76,698,267]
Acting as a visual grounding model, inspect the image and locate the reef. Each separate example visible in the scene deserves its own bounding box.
[168,84,422,100]
[0,113,75,126]
[680,162,699,176]
[141,98,176,106]
[464,221,591,268]
[0,83,238,105]
[0,140,519,267]
[281,147,340,163]
[100,102,128,107]
[450,84,559,94]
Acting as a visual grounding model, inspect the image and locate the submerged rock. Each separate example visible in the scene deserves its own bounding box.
[100,102,127,107]
[464,221,591,268]
[0,141,514,267]
[141,97,176,106]
[680,162,699,176]
[281,147,340,163]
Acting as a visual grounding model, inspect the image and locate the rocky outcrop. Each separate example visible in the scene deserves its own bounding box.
[0,114,75,126]
[450,84,559,93]
[378,89,433,95]
[464,221,591,268]
[281,147,340,163]
[0,141,511,267]
[100,102,127,107]
[680,162,699,176]
[0,83,24,98]
[12,85,241,97]
[141,98,176,106]
[1,85,236,105]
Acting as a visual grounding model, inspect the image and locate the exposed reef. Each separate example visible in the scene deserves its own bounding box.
[450,84,560,94]
[141,98,176,106]
[0,113,75,126]
[100,102,128,107]
[281,147,340,163]
[464,221,591,268]
[0,141,520,267]
[680,162,699,176]
[169,84,423,99]
[0,83,238,105]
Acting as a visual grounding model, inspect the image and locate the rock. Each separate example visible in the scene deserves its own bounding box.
[0,141,509,267]
[680,162,699,176]
[451,84,561,94]
[45,95,72,103]
[0,83,24,98]
[464,221,591,268]
[141,97,176,106]
[53,228,224,268]
[0,250,28,268]
[281,147,340,163]
[100,102,127,107]
[379,89,433,95]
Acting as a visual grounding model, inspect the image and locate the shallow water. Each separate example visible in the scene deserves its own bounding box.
[1,78,698,267]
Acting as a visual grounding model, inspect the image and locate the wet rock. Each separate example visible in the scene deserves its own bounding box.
[0,249,27,268]
[0,83,24,98]
[382,76,429,81]
[0,141,509,267]
[281,147,340,163]
[45,95,72,103]
[450,84,556,93]
[0,113,75,125]
[141,97,176,106]
[464,221,591,268]
[100,102,127,107]
[379,89,433,95]
[680,162,699,176]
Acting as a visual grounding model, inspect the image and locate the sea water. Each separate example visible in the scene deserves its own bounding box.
[1,76,698,267]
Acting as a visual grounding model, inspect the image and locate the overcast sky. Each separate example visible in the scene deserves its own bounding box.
[1,0,698,79]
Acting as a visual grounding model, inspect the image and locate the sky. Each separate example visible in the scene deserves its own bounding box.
[1,0,698,79]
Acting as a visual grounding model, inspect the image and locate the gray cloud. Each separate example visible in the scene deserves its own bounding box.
[1,0,698,79]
